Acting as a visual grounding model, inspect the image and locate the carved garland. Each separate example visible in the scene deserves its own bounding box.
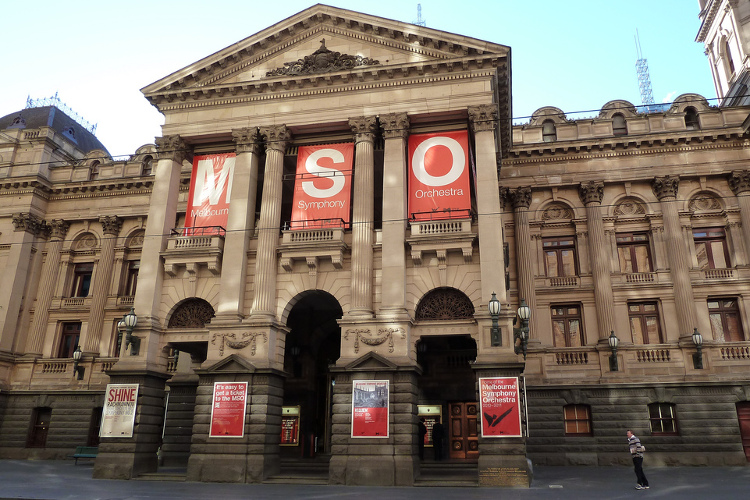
[211,332,267,357]
[344,327,406,353]
[266,38,380,77]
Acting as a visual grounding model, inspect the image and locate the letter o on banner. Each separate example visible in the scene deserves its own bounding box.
[411,136,466,187]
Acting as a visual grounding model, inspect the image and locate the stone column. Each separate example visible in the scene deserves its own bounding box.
[469,105,507,304]
[579,182,616,341]
[652,176,697,339]
[509,187,537,338]
[729,170,750,265]
[215,128,260,319]
[251,126,291,319]
[348,116,378,318]
[83,216,121,355]
[0,213,44,352]
[379,113,410,319]
[26,219,68,356]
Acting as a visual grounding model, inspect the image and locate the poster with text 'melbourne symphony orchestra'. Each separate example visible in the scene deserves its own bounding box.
[479,377,522,438]
[209,382,248,438]
[351,380,389,438]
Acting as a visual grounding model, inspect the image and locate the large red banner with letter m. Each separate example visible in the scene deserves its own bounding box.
[291,143,353,229]
[408,130,471,221]
[186,153,235,232]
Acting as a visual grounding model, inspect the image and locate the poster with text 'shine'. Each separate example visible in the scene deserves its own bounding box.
[209,382,248,438]
[479,377,522,438]
[351,380,389,438]
[186,153,236,232]
[100,383,139,438]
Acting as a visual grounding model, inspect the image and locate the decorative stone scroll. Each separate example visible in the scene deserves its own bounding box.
[211,332,267,357]
[266,38,380,77]
[344,327,406,353]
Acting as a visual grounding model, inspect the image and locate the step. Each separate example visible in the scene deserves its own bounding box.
[135,472,186,482]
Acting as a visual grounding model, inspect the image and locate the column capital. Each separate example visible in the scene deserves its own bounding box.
[652,175,679,200]
[12,213,45,235]
[232,127,261,155]
[155,135,189,164]
[48,219,69,240]
[100,216,123,236]
[729,170,750,195]
[468,104,498,133]
[349,116,378,144]
[578,181,604,205]
[508,187,532,209]
[380,113,409,139]
[259,125,292,153]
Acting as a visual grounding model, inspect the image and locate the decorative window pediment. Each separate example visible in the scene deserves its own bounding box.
[415,287,474,321]
[168,298,215,328]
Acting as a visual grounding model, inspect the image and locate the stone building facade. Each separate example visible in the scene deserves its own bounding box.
[0,4,749,488]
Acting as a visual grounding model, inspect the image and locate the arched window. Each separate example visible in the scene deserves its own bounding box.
[415,287,474,320]
[612,113,627,136]
[685,106,700,130]
[723,37,735,76]
[542,119,557,142]
[168,298,215,328]
[142,155,153,176]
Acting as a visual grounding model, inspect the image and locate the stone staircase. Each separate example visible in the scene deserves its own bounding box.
[415,462,478,487]
[135,467,187,482]
[263,456,330,485]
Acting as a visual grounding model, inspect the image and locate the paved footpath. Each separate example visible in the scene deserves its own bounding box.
[0,460,748,500]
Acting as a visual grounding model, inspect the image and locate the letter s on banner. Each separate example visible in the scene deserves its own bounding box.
[302,149,347,198]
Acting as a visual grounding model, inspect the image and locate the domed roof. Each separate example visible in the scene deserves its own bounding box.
[0,106,110,155]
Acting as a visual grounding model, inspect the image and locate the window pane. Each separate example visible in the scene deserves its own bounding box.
[710,241,727,268]
[618,247,633,273]
[568,319,581,347]
[553,320,566,347]
[709,313,725,341]
[634,245,651,272]
[630,317,644,344]
[560,250,575,276]
[695,242,709,270]
[645,316,660,344]
[725,313,743,341]
[545,251,559,277]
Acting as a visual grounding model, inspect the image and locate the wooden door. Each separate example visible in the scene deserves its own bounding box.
[448,402,479,460]
[737,402,750,461]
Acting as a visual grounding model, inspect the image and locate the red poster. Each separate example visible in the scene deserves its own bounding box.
[291,143,353,229]
[186,153,236,232]
[209,382,247,438]
[479,377,522,438]
[408,130,471,221]
[351,380,389,438]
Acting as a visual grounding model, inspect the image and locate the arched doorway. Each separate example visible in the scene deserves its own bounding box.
[283,291,342,457]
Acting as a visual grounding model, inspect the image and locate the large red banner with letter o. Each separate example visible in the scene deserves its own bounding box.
[479,377,522,438]
[291,143,353,229]
[408,130,471,221]
[186,153,235,232]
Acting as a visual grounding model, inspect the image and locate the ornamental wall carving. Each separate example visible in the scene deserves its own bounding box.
[613,199,646,217]
[652,175,680,200]
[542,203,573,221]
[344,327,406,353]
[211,332,267,357]
[415,287,475,321]
[266,39,379,77]
[168,298,216,328]
[688,194,722,212]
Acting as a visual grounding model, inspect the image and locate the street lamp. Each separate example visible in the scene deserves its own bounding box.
[608,331,620,372]
[122,307,140,355]
[692,328,704,370]
[72,345,84,380]
[488,292,501,346]
[513,299,531,359]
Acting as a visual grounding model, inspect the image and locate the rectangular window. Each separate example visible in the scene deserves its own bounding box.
[124,260,139,296]
[58,322,81,358]
[628,302,662,344]
[543,237,577,277]
[649,403,678,435]
[564,404,592,436]
[708,298,744,342]
[616,233,652,273]
[27,407,52,448]
[551,305,583,347]
[71,263,94,297]
[694,228,730,270]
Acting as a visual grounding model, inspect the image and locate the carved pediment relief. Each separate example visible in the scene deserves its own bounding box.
[266,38,379,76]
[201,354,257,373]
[345,351,398,371]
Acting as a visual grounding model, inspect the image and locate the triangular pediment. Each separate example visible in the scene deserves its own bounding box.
[201,354,257,374]
[345,351,398,371]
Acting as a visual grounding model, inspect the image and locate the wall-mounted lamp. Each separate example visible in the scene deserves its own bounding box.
[608,331,620,372]
[72,345,84,380]
[121,307,139,355]
[692,328,704,369]
[513,299,531,359]
[488,292,501,347]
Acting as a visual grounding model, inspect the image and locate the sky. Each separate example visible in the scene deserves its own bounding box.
[2,1,714,158]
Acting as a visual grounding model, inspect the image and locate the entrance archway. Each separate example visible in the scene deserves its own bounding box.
[283,291,342,457]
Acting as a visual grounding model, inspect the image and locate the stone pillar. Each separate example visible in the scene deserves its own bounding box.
[348,116,378,318]
[469,105,507,304]
[579,182,616,341]
[0,213,44,352]
[215,128,260,319]
[652,176,697,339]
[26,219,68,356]
[83,216,122,355]
[252,126,291,319]
[379,113,410,319]
[509,187,537,337]
[729,170,750,265]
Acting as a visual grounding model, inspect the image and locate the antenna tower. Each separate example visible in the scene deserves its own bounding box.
[635,30,656,112]
[414,4,426,26]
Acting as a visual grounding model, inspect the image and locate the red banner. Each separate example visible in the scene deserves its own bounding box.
[479,377,522,438]
[408,130,471,220]
[351,380,389,438]
[291,143,353,229]
[186,153,235,231]
[209,382,247,438]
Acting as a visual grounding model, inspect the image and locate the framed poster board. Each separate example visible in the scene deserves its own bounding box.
[479,377,522,438]
[418,405,442,447]
[100,383,139,438]
[209,382,248,438]
[281,406,301,446]
[351,380,389,438]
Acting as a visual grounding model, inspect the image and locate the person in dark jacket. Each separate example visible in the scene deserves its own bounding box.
[627,430,649,490]
[432,421,444,460]
[417,418,427,459]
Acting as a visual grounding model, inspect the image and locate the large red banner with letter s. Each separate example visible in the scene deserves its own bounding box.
[291,143,353,229]
[479,377,522,438]
[408,130,471,220]
[186,153,235,232]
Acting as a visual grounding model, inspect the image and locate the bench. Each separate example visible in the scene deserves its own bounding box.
[69,446,98,465]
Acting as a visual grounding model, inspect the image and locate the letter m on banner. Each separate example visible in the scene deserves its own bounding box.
[186,153,236,234]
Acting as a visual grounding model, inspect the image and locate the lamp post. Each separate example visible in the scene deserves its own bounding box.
[122,307,139,355]
[488,292,501,346]
[72,345,84,380]
[608,331,619,372]
[513,299,531,359]
[692,328,704,370]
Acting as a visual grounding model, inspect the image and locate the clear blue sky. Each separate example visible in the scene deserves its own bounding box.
[1,1,714,158]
